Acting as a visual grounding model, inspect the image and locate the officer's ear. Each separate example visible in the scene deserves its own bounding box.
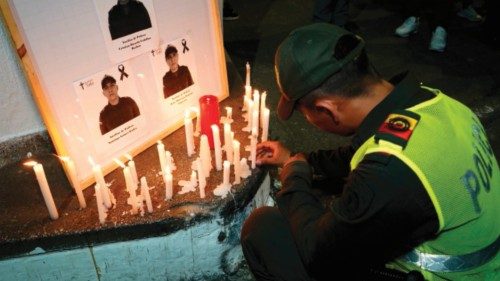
[314,97,342,122]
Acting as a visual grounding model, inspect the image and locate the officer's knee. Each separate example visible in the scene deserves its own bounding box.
[241,206,282,246]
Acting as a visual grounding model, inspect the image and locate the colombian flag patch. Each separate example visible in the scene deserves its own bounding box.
[376,110,420,148]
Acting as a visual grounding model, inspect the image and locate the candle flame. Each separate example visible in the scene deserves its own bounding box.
[113,158,126,168]
[24,160,38,167]
[56,155,71,163]
[77,136,85,143]
[125,153,133,161]
[189,106,199,114]
[63,128,70,137]
[137,73,145,78]
[88,156,96,167]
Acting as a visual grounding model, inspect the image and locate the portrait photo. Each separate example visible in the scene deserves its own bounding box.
[94,0,159,63]
[73,62,146,158]
[150,36,200,119]
[98,74,141,135]
[162,44,194,98]
[108,0,152,40]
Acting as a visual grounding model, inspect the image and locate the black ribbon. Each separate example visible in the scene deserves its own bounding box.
[182,39,190,53]
[118,64,129,81]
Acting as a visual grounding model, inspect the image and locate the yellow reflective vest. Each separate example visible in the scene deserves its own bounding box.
[351,87,499,280]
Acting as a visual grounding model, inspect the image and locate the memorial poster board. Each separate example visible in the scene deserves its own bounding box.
[0,0,228,188]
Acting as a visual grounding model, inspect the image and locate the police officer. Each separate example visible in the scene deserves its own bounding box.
[240,23,499,280]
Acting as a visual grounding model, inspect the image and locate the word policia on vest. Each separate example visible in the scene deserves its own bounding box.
[460,117,495,214]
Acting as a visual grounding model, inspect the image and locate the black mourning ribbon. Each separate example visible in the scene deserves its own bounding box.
[118,64,129,81]
[182,39,190,53]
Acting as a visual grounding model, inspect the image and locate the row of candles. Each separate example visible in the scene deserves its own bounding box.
[24,62,269,224]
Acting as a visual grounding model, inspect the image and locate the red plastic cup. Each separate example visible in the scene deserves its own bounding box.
[199,95,220,149]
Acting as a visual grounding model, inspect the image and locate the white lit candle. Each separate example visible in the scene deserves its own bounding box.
[26,161,59,220]
[260,91,267,127]
[224,123,233,163]
[165,151,176,171]
[190,170,197,187]
[213,160,232,198]
[245,61,251,87]
[233,140,241,184]
[223,160,231,186]
[61,157,86,209]
[243,99,253,132]
[94,183,107,224]
[240,158,251,178]
[253,89,260,110]
[157,141,168,176]
[184,110,195,156]
[140,177,153,213]
[251,108,259,138]
[124,166,138,214]
[196,158,206,198]
[164,171,173,200]
[200,135,212,177]
[243,86,252,112]
[127,158,138,188]
[92,164,112,209]
[250,135,257,169]
[225,107,233,121]
[261,108,270,142]
[191,107,201,137]
[211,125,223,171]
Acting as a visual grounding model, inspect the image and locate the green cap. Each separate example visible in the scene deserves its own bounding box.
[275,23,365,120]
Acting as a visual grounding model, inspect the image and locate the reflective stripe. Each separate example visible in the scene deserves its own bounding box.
[401,235,500,272]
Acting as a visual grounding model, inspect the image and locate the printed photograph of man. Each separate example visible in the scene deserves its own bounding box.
[108,0,152,40]
[99,75,141,135]
[163,45,194,98]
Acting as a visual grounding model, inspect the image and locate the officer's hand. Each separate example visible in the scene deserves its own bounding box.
[256,141,292,167]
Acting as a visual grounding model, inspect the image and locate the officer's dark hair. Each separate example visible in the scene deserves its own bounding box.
[297,34,381,109]
[101,75,116,89]
[165,45,178,58]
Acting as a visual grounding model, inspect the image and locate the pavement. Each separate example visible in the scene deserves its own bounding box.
[223,0,500,158]
[222,1,499,279]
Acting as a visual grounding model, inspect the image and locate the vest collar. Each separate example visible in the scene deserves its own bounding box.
[352,71,431,149]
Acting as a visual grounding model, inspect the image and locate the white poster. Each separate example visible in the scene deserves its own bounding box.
[73,62,146,160]
[94,0,160,63]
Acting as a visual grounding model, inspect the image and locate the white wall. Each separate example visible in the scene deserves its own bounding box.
[0,18,45,143]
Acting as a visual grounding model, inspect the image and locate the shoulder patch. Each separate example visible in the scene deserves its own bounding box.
[375,110,420,148]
